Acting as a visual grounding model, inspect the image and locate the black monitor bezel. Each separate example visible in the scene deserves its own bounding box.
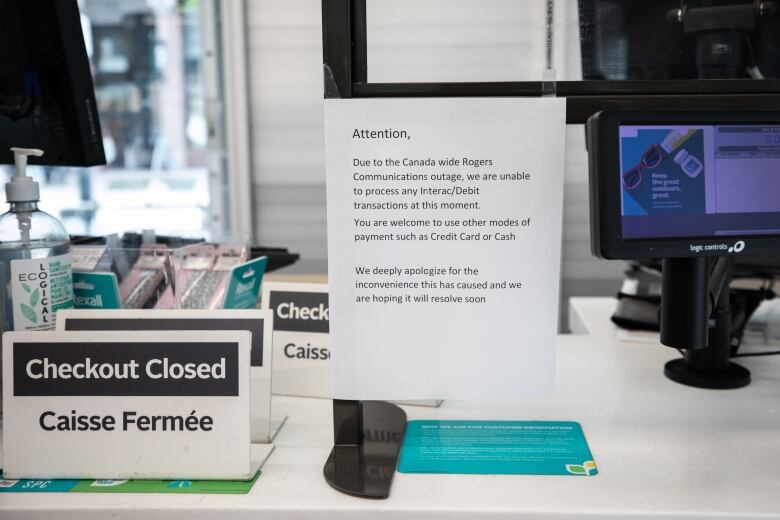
[588,110,780,260]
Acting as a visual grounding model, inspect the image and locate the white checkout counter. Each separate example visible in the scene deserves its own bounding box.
[1,298,779,519]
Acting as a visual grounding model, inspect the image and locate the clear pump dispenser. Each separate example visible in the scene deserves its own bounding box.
[0,148,73,333]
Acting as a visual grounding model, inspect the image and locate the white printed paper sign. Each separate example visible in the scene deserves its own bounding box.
[324,98,566,400]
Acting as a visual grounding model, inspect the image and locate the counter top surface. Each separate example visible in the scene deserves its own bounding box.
[2,328,779,518]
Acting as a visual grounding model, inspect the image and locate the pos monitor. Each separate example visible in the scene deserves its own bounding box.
[587,111,780,389]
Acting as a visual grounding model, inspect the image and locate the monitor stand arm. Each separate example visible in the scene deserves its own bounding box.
[660,256,751,389]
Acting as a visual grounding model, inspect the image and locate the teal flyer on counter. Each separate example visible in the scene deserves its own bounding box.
[223,256,268,309]
[398,420,597,476]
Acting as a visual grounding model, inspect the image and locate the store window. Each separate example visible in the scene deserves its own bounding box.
[366,0,554,83]
[3,0,215,237]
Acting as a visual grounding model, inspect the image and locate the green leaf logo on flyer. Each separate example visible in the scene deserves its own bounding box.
[565,460,598,476]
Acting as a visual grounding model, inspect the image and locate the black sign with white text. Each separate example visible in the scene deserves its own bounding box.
[268,291,329,333]
[13,342,239,396]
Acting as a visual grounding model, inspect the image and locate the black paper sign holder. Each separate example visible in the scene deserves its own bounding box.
[323,400,406,498]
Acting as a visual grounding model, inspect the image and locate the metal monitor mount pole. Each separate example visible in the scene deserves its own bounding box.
[661,256,751,389]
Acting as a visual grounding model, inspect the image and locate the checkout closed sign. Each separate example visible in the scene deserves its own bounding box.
[12,341,240,396]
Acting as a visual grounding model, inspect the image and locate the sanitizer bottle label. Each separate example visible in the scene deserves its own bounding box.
[10,254,74,331]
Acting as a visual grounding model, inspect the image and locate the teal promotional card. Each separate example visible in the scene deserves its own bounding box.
[398,420,597,476]
[72,272,121,309]
[223,256,268,309]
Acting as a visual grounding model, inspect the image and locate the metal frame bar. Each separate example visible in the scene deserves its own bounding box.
[218,0,255,235]
[200,0,229,236]
[322,0,780,119]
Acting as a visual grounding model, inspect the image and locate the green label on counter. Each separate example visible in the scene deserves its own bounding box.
[0,471,259,494]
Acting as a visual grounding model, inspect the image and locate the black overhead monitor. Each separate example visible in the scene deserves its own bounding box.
[588,111,780,259]
[0,0,105,166]
[579,0,780,81]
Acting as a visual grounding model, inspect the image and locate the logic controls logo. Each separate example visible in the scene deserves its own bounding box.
[689,240,746,255]
[728,240,746,253]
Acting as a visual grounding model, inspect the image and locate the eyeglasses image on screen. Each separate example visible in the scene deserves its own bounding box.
[621,143,664,190]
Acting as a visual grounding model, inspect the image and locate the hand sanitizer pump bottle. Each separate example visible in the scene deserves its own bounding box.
[0,148,74,333]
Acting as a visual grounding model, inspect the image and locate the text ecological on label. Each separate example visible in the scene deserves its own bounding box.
[10,254,73,331]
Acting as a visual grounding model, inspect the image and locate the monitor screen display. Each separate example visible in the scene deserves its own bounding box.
[619,124,780,240]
